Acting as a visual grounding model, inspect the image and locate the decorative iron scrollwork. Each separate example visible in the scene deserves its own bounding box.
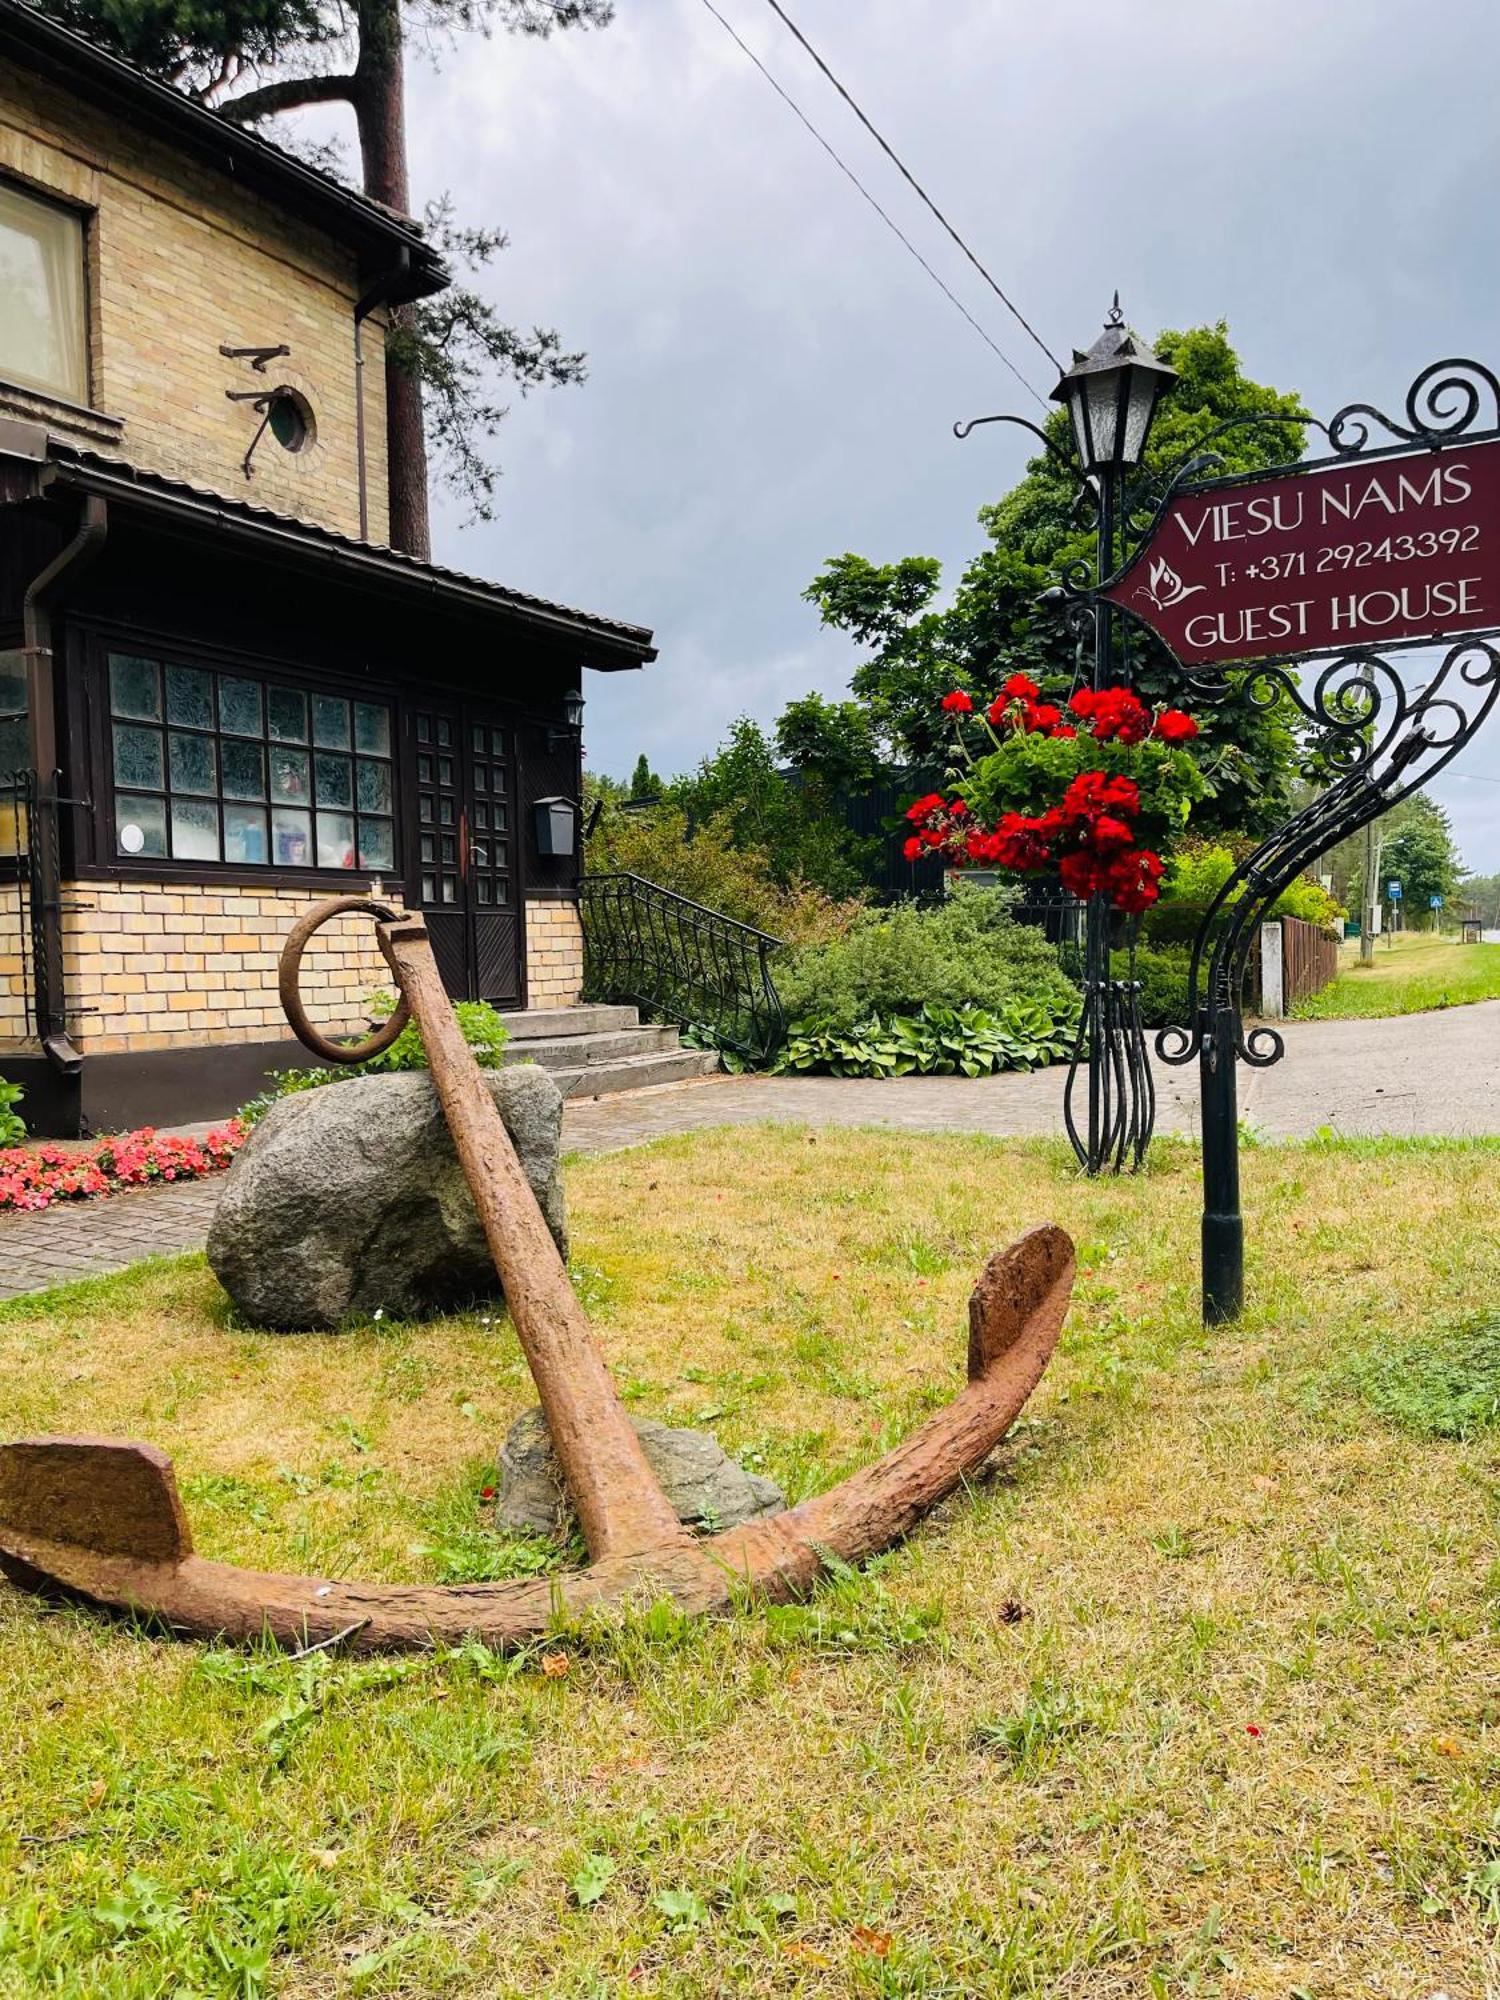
[1156,635,1500,1070]
[1327,358,1500,457]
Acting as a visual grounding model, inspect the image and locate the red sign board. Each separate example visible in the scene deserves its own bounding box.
[1103,434,1500,666]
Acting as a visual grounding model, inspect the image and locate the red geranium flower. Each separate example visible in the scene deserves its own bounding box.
[941,689,974,714]
[902,835,924,861]
[1153,707,1200,743]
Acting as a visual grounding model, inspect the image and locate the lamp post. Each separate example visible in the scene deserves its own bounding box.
[1049,298,1177,1170]
[957,296,1177,1172]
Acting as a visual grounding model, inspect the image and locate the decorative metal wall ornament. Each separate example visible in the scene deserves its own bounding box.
[959,343,1500,1297]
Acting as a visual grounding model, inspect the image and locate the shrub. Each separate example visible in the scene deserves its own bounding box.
[775,885,1077,1034]
[1145,843,1343,947]
[0,1078,24,1148]
[239,997,510,1125]
[1117,945,1194,1030]
[776,998,1078,1079]
[585,802,859,950]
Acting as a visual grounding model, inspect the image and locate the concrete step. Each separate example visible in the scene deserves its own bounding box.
[539,1048,721,1100]
[497,1004,639,1042]
[502,1025,680,1072]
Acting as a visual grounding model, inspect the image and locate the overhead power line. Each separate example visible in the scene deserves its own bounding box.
[757,0,1062,375]
[697,0,1047,407]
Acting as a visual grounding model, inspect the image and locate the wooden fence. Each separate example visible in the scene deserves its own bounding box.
[1263,917,1341,1014]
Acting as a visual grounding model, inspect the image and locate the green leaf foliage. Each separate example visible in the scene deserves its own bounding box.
[0,1078,26,1148]
[237,997,509,1123]
[775,998,1078,1080]
[805,323,1311,837]
[774,885,1077,1033]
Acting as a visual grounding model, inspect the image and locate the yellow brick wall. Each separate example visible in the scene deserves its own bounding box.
[58,882,398,1056]
[0,884,30,1042]
[525,899,583,1009]
[0,64,390,542]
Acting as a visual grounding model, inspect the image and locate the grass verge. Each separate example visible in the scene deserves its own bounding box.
[1294,931,1500,1018]
[2,1125,1499,1996]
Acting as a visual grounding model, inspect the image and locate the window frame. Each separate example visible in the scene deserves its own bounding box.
[78,629,406,890]
[0,171,92,410]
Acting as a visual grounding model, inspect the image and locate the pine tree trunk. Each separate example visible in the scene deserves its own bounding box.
[354,0,431,559]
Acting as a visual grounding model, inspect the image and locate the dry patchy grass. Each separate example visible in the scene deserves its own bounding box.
[1,1126,1499,1997]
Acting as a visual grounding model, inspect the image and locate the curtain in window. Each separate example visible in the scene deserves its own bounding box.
[0,183,85,403]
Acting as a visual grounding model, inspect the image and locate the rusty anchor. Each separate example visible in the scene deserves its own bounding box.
[0,896,1073,1653]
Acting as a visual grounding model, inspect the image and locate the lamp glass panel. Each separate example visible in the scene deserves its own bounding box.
[1084,375,1121,469]
[1121,367,1160,466]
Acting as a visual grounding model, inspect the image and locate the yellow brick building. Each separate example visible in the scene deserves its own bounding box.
[0,0,656,1132]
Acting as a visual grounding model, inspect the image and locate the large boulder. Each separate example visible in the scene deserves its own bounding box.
[495,1406,786,1539]
[208,1065,567,1330]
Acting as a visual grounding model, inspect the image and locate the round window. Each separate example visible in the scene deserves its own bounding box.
[267,389,314,454]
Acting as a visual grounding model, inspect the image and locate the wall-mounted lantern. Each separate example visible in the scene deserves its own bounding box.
[545,688,586,753]
[533,795,578,857]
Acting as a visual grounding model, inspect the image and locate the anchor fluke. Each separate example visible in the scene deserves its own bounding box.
[0,898,1072,1654]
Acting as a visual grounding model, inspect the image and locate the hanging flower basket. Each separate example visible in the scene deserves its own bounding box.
[904,675,1208,913]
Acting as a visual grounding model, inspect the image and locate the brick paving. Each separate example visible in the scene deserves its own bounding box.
[0,1002,1493,1301]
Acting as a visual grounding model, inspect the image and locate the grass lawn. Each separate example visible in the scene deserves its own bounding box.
[1294,929,1500,1019]
[3,1125,1500,1996]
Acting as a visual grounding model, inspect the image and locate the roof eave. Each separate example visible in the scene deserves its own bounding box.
[29,455,657,667]
[0,1,448,302]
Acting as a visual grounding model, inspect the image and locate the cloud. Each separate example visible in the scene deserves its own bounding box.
[313,0,1500,860]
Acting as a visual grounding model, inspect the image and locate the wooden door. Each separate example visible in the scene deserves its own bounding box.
[403,700,523,1006]
[462,709,521,1006]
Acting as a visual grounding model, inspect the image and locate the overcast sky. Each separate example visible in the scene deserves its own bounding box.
[339,0,1499,867]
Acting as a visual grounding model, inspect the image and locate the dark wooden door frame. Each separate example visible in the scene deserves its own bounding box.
[400,695,524,1007]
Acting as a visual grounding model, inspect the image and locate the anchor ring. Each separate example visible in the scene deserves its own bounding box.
[278,894,413,1065]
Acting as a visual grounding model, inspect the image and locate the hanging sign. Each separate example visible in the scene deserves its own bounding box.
[1104,434,1500,666]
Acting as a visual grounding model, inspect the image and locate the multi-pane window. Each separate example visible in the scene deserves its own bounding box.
[108,653,395,873]
[0,180,87,404]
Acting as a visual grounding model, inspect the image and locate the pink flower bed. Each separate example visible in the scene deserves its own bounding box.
[0,1123,245,1214]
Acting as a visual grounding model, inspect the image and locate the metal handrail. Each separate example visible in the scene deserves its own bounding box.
[579,872,787,1062]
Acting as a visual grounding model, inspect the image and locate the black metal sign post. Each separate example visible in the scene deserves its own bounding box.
[1107,359,1500,1322]
[961,337,1500,1313]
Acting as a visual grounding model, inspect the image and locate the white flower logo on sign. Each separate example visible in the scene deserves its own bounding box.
[1137,556,1208,612]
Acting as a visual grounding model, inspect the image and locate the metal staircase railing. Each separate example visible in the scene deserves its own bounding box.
[579,873,786,1063]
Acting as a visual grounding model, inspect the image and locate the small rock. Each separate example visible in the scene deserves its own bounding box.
[207,1065,567,1330]
[496,1407,786,1538]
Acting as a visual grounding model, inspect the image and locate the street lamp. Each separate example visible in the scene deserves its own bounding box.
[1050,294,1177,480]
[1055,300,1178,1174]
[955,296,1179,1176]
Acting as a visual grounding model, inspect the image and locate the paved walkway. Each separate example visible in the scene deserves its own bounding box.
[0,1003,1492,1300]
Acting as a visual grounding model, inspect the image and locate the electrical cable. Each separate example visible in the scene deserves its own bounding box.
[697,0,1048,407]
[757,0,1062,373]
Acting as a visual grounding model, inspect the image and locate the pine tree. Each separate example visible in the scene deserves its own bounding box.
[41,0,612,555]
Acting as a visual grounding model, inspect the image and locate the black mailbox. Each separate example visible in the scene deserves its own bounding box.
[533,795,577,857]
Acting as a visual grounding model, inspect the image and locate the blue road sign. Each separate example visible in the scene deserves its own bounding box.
[1387,881,1402,899]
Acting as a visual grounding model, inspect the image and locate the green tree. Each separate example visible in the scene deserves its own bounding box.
[1460,869,1500,926]
[1338,793,1466,926]
[628,753,664,801]
[805,323,1310,838]
[774,693,881,799]
[669,716,870,899]
[42,0,611,553]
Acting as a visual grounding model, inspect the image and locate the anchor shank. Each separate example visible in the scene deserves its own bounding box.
[378,916,691,1565]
